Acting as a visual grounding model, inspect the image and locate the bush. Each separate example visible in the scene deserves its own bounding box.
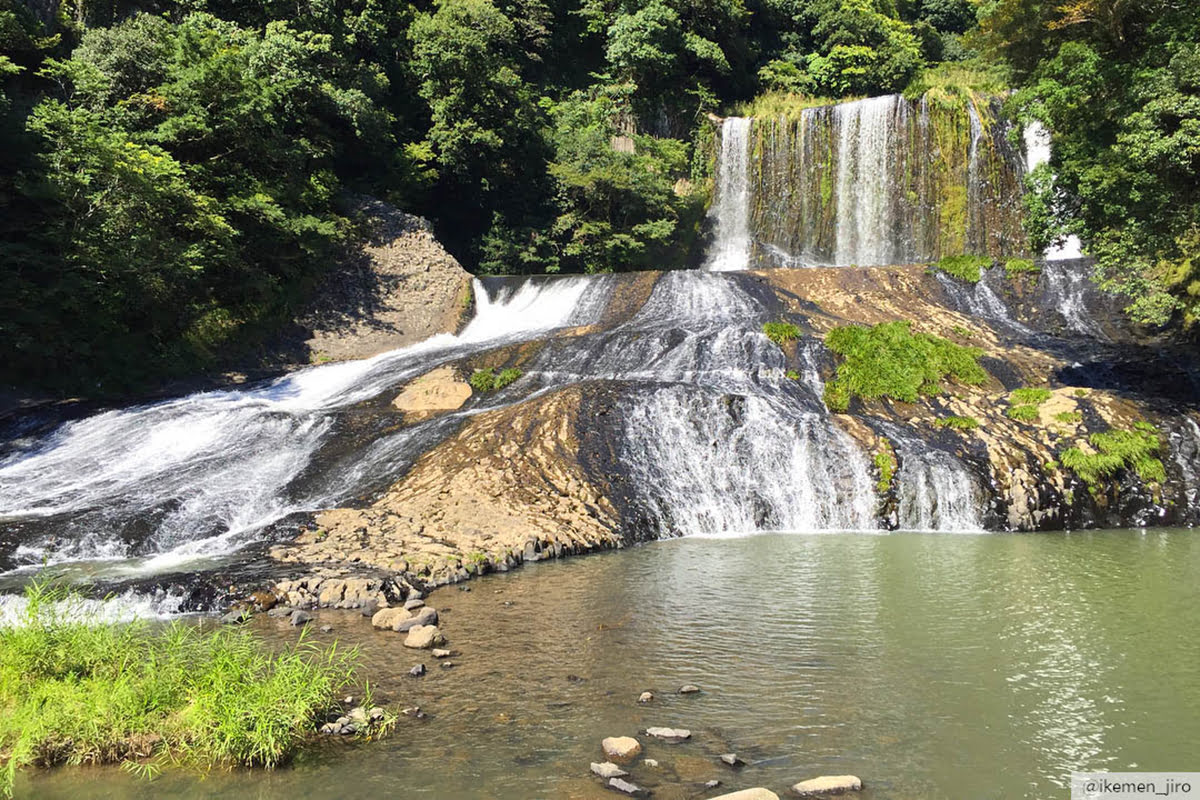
[0,583,361,793]
[494,368,522,390]
[763,321,802,346]
[934,415,980,430]
[935,254,993,283]
[1004,258,1039,278]
[822,321,988,412]
[1060,422,1165,487]
[874,444,897,494]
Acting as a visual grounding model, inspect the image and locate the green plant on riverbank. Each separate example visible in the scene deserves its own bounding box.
[874,441,898,494]
[469,367,523,393]
[935,254,992,283]
[1006,387,1053,422]
[822,321,987,412]
[1061,422,1165,488]
[1007,404,1040,422]
[935,415,980,431]
[1004,258,1039,278]
[763,321,802,347]
[0,583,360,794]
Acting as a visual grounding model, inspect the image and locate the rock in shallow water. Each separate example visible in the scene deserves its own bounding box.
[607,777,647,796]
[791,775,862,795]
[720,753,745,768]
[403,624,445,649]
[290,610,312,626]
[432,648,452,658]
[601,736,642,763]
[645,726,691,741]
[409,664,426,677]
[371,607,410,630]
[590,762,628,779]
[709,790,779,800]
[637,691,654,704]
[678,684,701,694]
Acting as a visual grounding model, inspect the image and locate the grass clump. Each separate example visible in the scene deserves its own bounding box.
[1054,411,1083,424]
[733,91,850,119]
[1060,422,1165,487]
[469,367,522,393]
[1004,258,1040,278]
[935,254,993,283]
[935,415,980,431]
[763,321,802,347]
[785,369,801,380]
[874,442,897,494]
[1006,404,1040,422]
[1010,387,1052,405]
[0,583,359,793]
[822,321,988,412]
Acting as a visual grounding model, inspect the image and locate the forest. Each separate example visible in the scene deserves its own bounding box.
[1,0,1197,390]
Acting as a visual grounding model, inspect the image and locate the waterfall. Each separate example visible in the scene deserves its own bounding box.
[711,94,1028,268]
[1040,261,1105,338]
[1170,418,1200,524]
[706,117,753,271]
[1023,122,1084,260]
[897,450,984,532]
[0,277,611,577]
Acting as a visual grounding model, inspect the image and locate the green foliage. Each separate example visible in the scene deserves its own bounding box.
[822,321,988,411]
[950,325,973,338]
[1054,410,1083,423]
[935,414,979,430]
[1006,404,1040,422]
[1003,257,1039,278]
[874,442,897,494]
[903,60,1009,101]
[469,366,521,392]
[0,583,360,793]
[1060,422,1166,487]
[785,369,802,380]
[936,253,992,282]
[1010,387,1052,405]
[763,320,802,346]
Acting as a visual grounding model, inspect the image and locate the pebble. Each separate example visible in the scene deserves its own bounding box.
[320,625,333,633]
[643,759,659,768]
[720,753,746,769]
[791,775,862,796]
[409,664,426,677]
[440,661,455,669]
[432,648,452,658]
[401,706,425,719]
[590,762,628,779]
[678,684,701,694]
[706,780,722,789]
[637,691,654,704]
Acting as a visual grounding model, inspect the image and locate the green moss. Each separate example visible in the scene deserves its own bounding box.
[1054,411,1083,423]
[936,254,992,283]
[1006,404,1040,422]
[1004,258,1039,278]
[935,415,980,431]
[1010,387,1052,405]
[822,321,988,412]
[1060,422,1165,487]
[1074,388,1088,398]
[950,325,973,339]
[763,321,802,347]
[785,369,801,380]
[874,442,897,494]
[494,367,522,390]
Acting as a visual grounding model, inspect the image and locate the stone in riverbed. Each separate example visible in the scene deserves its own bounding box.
[409,663,426,677]
[395,607,438,632]
[290,610,312,626]
[220,610,250,625]
[601,736,642,763]
[432,648,452,658]
[643,759,659,768]
[706,780,721,789]
[720,753,746,769]
[791,776,862,796]
[637,691,654,704]
[590,762,628,779]
[404,597,425,610]
[646,726,691,741]
[607,777,647,797]
[709,790,779,800]
[403,624,445,649]
[266,606,294,618]
[678,684,701,694]
[371,606,410,630]
[320,625,333,633]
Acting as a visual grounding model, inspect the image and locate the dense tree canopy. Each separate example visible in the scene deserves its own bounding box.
[1,0,1197,391]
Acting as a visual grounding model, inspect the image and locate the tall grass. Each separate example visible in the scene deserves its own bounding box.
[732,91,856,119]
[0,583,358,795]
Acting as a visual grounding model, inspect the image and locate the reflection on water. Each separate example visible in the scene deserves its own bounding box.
[17,530,1200,800]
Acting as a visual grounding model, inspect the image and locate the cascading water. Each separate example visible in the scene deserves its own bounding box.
[1040,260,1105,338]
[0,277,610,577]
[727,94,1028,268]
[706,117,753,272]
[1024,122,1084,260]
[884,426,984,532]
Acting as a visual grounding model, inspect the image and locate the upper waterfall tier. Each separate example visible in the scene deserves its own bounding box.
[707,94,1029,268]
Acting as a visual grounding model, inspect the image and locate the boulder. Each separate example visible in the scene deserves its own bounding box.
[372,606,410,630]
[601,736,642,764]
[637,691,654,704]
[710,791,779,800]
[646,727,691,741]
[590,762,629,779]
[791,776,862,796]
[290,610,312,626]
[403,624,445,649]
[395,606,438,632]
[404,597,426,610]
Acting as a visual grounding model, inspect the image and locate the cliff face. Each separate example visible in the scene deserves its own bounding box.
[270,260,1200,589]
